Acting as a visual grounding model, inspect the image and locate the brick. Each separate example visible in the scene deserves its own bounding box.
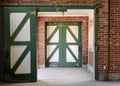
[109,0,120,73]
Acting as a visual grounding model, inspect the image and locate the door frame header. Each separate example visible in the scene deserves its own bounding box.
[0,4,102,12]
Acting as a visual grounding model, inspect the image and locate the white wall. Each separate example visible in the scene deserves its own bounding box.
[88,10,95,74]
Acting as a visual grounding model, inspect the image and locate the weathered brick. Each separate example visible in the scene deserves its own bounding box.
[109,0,120,73]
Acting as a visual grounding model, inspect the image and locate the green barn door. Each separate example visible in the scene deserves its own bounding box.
[4,7,37,82]
[46,22,82,67]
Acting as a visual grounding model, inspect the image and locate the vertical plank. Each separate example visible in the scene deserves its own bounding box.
[0,7,4,81]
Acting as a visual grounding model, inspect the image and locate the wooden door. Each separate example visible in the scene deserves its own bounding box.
[4,7,37,82]
[46,22,82,67]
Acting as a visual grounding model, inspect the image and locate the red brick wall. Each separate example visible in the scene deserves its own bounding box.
[38,17,88,66]
[109,0,120,73]
[82,20,88,65]
[97,0,109,74]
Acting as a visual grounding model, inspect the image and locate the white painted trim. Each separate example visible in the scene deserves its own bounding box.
[38,9,94,17]
[82,64,88,69]
[39,65,45,68]
[88,64,94,73]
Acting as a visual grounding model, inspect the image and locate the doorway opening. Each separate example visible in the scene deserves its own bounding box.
[37,9,95,81]
[3,4,99,82]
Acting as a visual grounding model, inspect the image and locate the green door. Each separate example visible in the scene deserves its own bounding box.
[46,22,82,67]
[4,7,37,82]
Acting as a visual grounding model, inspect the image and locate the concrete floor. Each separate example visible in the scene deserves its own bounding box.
[0,68,120,86]
[37,68,93,81]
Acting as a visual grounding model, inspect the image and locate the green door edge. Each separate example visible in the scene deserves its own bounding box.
[94,9,99,80]
[4,7,37,82]
[45,22,82,67]
[0,4,102,9]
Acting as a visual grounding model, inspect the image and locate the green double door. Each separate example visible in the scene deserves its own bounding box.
[46,22,82,67]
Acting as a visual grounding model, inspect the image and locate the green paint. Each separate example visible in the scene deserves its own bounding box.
[30,7,37,82]
[0,4,102,9]
[11,42,30,45]
[94,9,99,80]
[59,23,63,66]
[46,22,82,67]
[47,43,58,45]
[79,23,82,67]
[4,7,11,74]
[38,7,67,12]
[4,7,37,82]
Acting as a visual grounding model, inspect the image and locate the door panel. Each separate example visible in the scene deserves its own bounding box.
[4,7,37,82]
[66,26,78,43]
[47,45,59,62]
[66,45,78,62]
[47,26,59,43]
[46,22,82,67]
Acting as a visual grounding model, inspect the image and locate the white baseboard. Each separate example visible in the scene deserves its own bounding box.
[82,64,88,69]
[88,64,94,73]
[38,65,45,68]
